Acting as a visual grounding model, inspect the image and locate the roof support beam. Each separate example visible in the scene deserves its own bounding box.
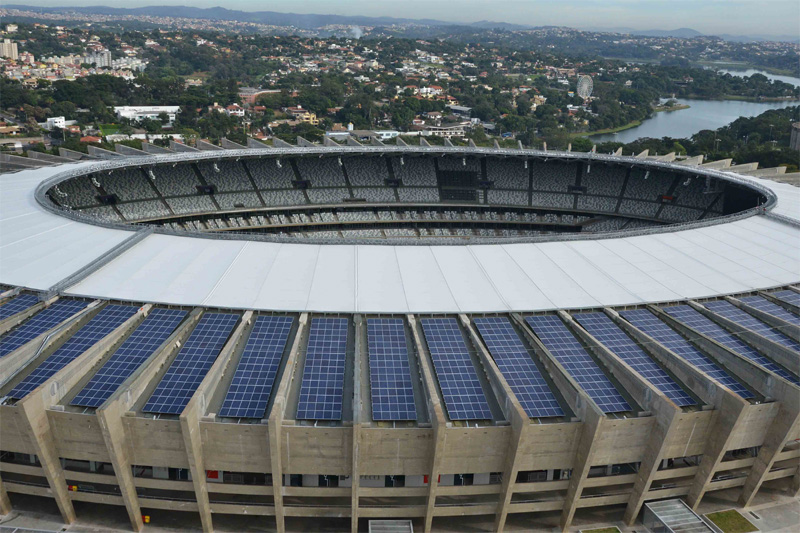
[181,310,253,533]
[459,315,529,533]
[15,305,148,525]
[406,314,447,533]
[268,312,310,533]
[350,314,364,533]
[97,307,203,532]
[724,296,800,344]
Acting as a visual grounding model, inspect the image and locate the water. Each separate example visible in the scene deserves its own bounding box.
[715,68,800,88]
[590,98,798,144]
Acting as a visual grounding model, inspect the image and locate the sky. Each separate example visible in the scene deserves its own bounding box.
[12,0,800,37]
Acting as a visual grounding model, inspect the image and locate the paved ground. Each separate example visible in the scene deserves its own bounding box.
[1,481,797,532]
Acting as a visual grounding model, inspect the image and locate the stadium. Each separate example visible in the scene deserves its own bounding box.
[0,138,798,533]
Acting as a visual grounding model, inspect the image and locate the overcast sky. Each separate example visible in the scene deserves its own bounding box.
[14,1,800,37]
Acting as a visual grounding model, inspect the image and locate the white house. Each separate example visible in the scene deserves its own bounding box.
[114,106,181,125]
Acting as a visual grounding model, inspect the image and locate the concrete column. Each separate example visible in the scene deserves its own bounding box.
[560,409,604,531]
[686,393,748,508]
[458,315,529,533]
[0,294,50,336]
[268,313,310,533]
[739,404,800,507]
[14,305,149,525]
[181,310,253,533]
[351,315,364,533]
[406,314,447,533]
[0,475,12,515]
[559,311,683,525]
[758,291,799,315]
[97,308,203,532]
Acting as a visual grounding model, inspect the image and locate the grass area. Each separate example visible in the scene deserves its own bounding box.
[580,528,621,533]
[99,124,120,136]
[571,120,642,138]
[705,510,758,533]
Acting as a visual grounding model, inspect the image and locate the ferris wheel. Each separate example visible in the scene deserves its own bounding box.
[577,75,593,102]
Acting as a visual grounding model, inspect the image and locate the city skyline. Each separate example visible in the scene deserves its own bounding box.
[10,0,800,38]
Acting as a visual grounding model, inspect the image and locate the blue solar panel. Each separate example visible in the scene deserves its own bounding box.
[526,315,631,414]
[296,317,349,421]
[738,296,799,326]
[367,318,417,421]
[473,317,564,418]
[0,294,39,321]
[664,305,799,385]
[8,305,137,400]
[218,316,294,419]
[71,308,188,408]
[704,300,800,352]
[420,318,493,421]
[771,290,800,308]
[620,309,754,399]
[0,299,88,358]
[142,313,239,415]
[574,313,695,407]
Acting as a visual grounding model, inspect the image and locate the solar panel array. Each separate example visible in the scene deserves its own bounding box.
[367,318,418,421]
[664,305,799,385]
[619,309,753,399]
[0,300,88,358]
[525,315,631,414]
[218,316,294,419]
[0,294,39,321]
[574,312,695,407]
[771,290,800,308]
[142,313,239,415]
[738,296,800,326]
[8,304,138,400]
[296,318,349,421]
[704,300,800,352]
[473,317,564,418]
[421,318,493,420]
[71,308,188,408]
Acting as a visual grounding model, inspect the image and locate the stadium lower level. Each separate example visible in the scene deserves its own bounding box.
[0,143,798,532]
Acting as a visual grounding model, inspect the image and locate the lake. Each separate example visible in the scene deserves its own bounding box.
[590,98,798,144]
[715,68,800,88]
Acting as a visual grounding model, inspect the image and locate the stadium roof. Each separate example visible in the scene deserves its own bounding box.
[1,147,798,314]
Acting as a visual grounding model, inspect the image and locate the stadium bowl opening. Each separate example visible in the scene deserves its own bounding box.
[37,147,773,244]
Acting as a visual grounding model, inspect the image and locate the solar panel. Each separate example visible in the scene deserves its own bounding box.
[0,294,39,321]
[0,300,88,358]
[525,315,631,414]
[142,313,239,415]
[620,309,753,399]
[704,300,800,352]
[8,304,138,400]
[296,317,349,421]
[420,318,493,421]
[573,313,695,407]
[473,317,564,418]
[218,316,294,419]
[771,290,800,308]
[664,305,799,385]
[71,308,188,408]
[367,318,417,421]
[738,296,799,326]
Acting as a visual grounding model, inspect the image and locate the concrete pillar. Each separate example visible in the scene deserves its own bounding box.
[686,394,748,508]
[14,305,149,525]
[739,404,800,507]
[0,295,49,336]
[351,314,364,533]
[725,296,800,344]
[559,311,684,526]
[406,314,447,533]
[560,409,604,531]
[758,291,799,315]
[0,475,12,515]
[268,313,310,533]
[181,310,253,533]
[97,308,203,532]
[459,315,529,533]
